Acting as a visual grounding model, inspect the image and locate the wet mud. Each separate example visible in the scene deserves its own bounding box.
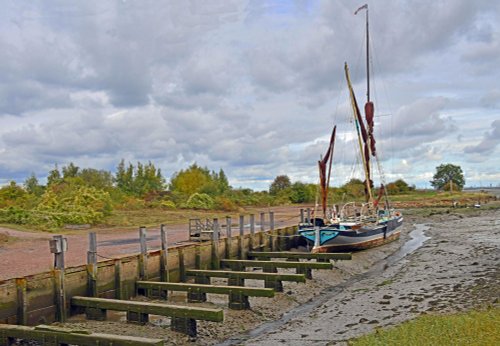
[45,208,500,345]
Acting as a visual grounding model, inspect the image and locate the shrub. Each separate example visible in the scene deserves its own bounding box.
[185,193,214,210]
[214,196,238,211]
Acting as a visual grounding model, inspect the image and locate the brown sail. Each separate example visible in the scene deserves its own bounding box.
[318,125,336,219]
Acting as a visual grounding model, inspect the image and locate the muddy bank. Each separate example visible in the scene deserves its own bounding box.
[56,208,499,345]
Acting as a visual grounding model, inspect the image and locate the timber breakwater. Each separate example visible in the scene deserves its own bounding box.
[0,210,352,345]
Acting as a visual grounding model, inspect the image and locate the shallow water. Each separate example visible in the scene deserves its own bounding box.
[217,224,431,346]
[386,224,430,265]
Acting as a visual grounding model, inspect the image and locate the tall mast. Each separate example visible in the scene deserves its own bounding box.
[344,63,373,203]
[355,4,369,102]
[366,6,370,102]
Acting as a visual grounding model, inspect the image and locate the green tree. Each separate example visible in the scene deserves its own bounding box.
[115,160,134,194]
[62,162,79,179]
[79,168,114,190]
[342,178,365,198]
[430,164,465,191]
[289,182,315,203]
[269,175,291,196]
[114,160,165,196]
[47,165,62,186]
[170,163,211,197]
[24,173,44,196]
[386,179,411,195]
[0,181,27,207]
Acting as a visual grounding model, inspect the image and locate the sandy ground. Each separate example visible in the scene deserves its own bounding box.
[3,207,499,345]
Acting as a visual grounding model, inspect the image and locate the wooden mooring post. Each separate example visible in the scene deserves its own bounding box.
[211,218,220,270]
[269,211,275,231]
[238,214,245,259]
[249,214,255,251]
[15,278,28,325]
[49,235,67,322]
[139,226,148,280]
[87,232,98,297]
[300,208,305,223]
[225,216,232,259]
[114,259,124,300]
[160,224,169,282]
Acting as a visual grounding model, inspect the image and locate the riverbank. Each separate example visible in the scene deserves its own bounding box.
[48,206,498,345]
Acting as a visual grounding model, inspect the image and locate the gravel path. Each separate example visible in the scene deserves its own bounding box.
[0,207,301,280]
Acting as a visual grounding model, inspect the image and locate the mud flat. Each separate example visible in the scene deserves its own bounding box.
[57,208,499,345]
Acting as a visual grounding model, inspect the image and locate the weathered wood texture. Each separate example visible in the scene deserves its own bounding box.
[185,269,306,283]
[0,224,298,325]
[220,259,333,270]
[71,296,223,322]
[136,281,275,298]
[0,324,164,346]
[248,251,352,261]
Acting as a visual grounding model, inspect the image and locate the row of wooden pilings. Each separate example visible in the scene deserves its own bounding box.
[0,209,333,344]
[44,210,295,324]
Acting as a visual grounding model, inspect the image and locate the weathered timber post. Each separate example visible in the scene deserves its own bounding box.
[260,212,265,232]
[278,227,287,252]
[87,232,98,297]
[269,211,275,231]
[238,214,245,259]
[178,248,185,283]
[227,261,249,310]
[249,214,255,251]
[225,216,232,259]
[114,259,123,300]
[188,244,208,303]
[306,208,311,223]
[211,218,220,270]
[300,208,305,223]
[50,235,67,322]
[139,226,148,280]
[195,245,201,269]
[15,278,27,325]
[263,263,283,292]
[160,224,168,282]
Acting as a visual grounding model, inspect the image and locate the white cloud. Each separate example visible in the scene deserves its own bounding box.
[0,0,499,188]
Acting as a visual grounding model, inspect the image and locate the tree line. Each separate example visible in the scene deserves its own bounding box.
[0,160,461,229]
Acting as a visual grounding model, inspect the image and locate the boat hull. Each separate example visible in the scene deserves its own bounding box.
[299,216,403,253]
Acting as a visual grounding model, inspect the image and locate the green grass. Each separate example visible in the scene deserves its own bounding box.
[99,208,253,230]
[348,307,500,346]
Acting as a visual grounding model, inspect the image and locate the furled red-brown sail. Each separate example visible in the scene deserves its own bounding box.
[365,101,377,156]
[318,126,336,219]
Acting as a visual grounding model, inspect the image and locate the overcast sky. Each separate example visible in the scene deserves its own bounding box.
[1,0,499,190]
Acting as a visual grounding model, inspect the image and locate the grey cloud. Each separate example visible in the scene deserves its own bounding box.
[480,89,500,108]
[464,119,500,155]
[382,97,455,141]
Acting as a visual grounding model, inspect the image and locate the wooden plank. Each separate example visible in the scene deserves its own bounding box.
[71,296,223,322]
[248,251,352,260]
[185,270,306,283]
[0,324,164,346]
[220,259,333,270]
[137,281,275,298]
